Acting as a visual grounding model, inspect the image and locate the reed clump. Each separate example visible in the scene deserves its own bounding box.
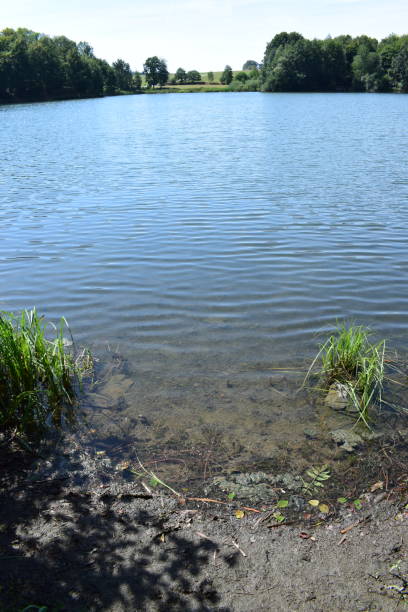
[308,323,385,427]
[0,309,86,437]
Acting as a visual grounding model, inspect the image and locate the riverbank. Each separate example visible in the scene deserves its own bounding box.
[0,85,234,106]
[1,431,407,612]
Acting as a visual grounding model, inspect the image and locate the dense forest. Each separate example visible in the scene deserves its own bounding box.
[259,32,408,93]
[0,28,141,102]
[1,27,407,103]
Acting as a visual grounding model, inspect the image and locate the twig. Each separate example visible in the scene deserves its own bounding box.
[196,531,215,541]
[186,497,228,505]
[231,539,247,557]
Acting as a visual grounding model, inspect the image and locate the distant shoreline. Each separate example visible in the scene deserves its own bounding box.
[2,87,405,106]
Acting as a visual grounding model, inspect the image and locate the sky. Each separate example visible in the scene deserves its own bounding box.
[2,0,408,73]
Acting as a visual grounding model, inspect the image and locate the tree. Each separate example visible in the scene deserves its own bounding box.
[175,67,186,83]
[133,71,142,90]
[77,41,94,57]
[220,65,233,84]
[242,60,259,70]
[207,71,214,82]
[352,44,382,91]
[112,58,133,90]
[186,69,201,83]
[143,56,168,88]
[235,71,248,82]
[391,41,408,91]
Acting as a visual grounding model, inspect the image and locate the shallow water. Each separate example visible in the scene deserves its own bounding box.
[1,92,408,480]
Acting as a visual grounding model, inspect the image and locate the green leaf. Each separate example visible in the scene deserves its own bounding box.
[273,512,285,523]
[276,499,289,508]
[337,497,348,504]
[149,477,159,487]
[227,492,236,500]
[353,499,362,510]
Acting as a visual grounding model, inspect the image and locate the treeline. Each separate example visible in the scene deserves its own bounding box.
[259,32,408,92]
[1,27,408,103]
[0,28,141,102]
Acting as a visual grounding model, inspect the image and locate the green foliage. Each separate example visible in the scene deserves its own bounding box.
[311,323,385,427]
[302,465,331,496]
[112,58,133,91]
[207,71,214,82]
[186,69,201,83]
[0,28,140,102]
[0,309,86,437]
[133,71,142,90]
[260,30,408,92]
[229,77,259,92]
[175,67,187,84]
[220,65,233,85]
[143,56,169,88]
[242,60,259,70]
[235,71,249,82]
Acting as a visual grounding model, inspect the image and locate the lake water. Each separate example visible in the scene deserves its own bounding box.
[1,92,408,482]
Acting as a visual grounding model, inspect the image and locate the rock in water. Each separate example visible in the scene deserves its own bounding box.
[324,382,349,411]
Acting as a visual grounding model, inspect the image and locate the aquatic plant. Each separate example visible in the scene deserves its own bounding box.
[0,309,85,437]
[306,323,385,427]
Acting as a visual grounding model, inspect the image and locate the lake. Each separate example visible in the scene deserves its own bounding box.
[1,92,408,482]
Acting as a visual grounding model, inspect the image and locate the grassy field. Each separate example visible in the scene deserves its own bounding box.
[148,83,230,93]
[141,70,248,89]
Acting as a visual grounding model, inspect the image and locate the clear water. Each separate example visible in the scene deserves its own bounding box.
[1,92,408,478]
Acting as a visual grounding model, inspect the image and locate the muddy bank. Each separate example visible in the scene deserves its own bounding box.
[0,434,407,612]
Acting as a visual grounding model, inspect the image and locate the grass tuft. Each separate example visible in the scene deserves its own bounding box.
[0,309,87,437]
[306,323,385,427]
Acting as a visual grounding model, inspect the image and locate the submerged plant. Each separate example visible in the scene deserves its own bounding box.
[0,309,85,437]
[305,323,385,427]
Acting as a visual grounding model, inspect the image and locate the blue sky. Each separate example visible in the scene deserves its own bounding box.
[3,0,408,72]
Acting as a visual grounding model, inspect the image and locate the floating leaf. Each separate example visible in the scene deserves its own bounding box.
[235,509,245,519]
[277,499,289,508]
[308,499,319,507]
[337,497,348,504]
[353,499,362,510]
[319,503,330,514]
[227,492,236,500]
[273,512,285,523]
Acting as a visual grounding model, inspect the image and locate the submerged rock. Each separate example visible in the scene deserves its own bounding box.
[303,427,318,440]
[324,383,349,411]
[331,428,363,452]
[212,471,303,502]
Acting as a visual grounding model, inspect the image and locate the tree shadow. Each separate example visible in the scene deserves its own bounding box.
[0,439,232,611]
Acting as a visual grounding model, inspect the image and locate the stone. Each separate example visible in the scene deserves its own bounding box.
[331,428,363,452]
[303,428,318,440]
[324,383,349,411]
